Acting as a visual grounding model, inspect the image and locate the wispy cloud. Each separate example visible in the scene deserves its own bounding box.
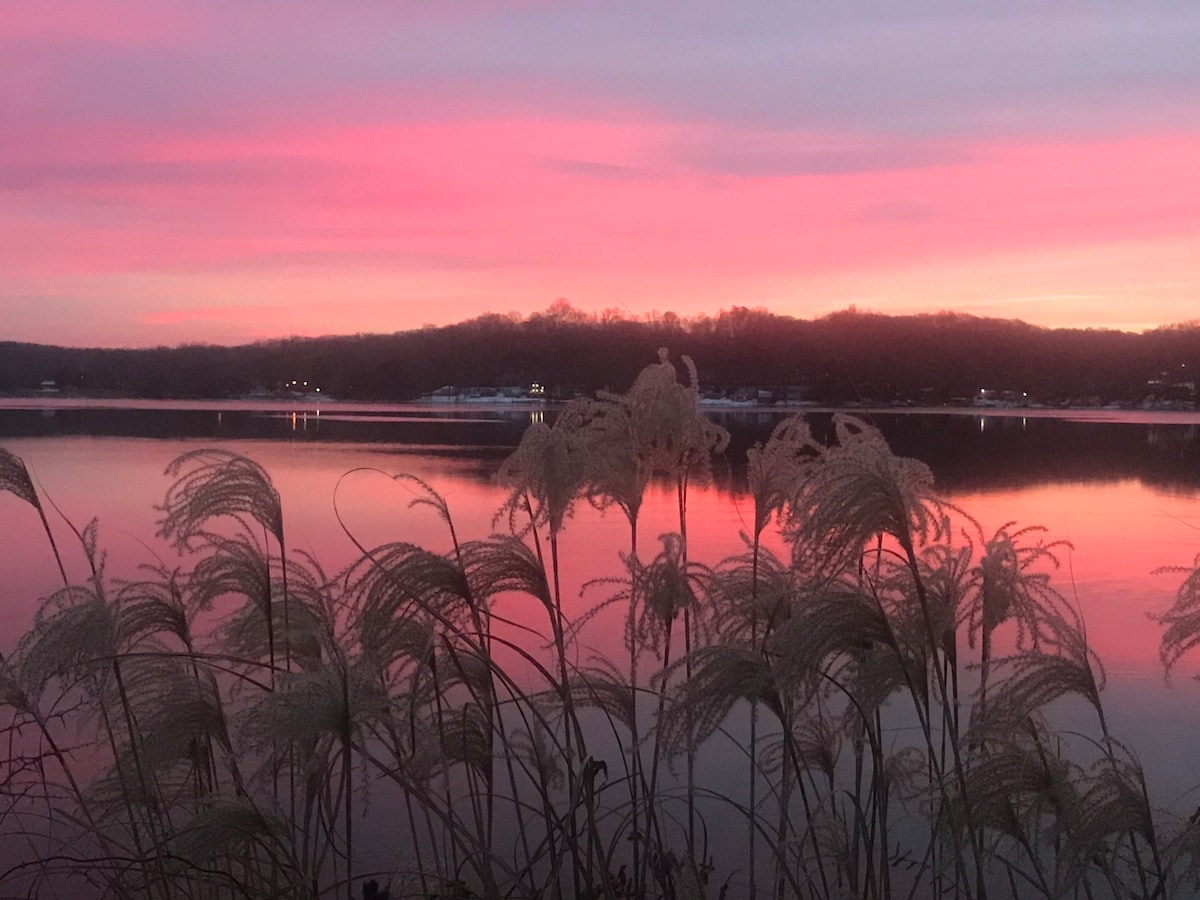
[3,1,1200,345]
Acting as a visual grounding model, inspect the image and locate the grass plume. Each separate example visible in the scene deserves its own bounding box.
[2,355,1198,900]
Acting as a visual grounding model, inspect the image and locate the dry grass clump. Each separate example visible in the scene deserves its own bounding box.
[1,354,1197,899]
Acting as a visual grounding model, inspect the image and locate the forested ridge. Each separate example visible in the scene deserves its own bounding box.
[3,303,1198,406]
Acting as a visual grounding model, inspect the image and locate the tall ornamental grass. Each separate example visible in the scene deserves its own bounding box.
[2,354,1199,899]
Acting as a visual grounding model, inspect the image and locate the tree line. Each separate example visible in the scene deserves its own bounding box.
[2,302,1198,405]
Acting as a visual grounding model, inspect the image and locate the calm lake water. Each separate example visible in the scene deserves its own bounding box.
[4,399,1200,829]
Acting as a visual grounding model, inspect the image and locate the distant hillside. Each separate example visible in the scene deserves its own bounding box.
[2,303,1198,408]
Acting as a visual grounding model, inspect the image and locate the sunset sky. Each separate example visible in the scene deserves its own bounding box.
[4,1,1199,348]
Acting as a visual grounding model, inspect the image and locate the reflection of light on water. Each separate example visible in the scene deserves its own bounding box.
[529,409,544,425]
[979,417,986,433]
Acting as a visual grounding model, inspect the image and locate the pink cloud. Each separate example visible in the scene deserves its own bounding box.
[3,108,1199,344]
[14,118,1199,259]
[5,1,1199,347]
[137,305,282,327]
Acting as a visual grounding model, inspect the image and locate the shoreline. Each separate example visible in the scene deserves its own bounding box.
[2,393,1199,425]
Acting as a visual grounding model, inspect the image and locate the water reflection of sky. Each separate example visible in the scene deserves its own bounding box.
[4,418,1200,665]
[5,413,1200,812]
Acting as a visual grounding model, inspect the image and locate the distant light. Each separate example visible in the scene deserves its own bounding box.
[315,387,321,392]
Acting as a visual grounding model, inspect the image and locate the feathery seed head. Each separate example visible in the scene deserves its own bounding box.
[974,627,1106,731]
[568,662,637,733]
[497,398,605,535]
[772,587,898,698]
[159,449,283,549]
[610,350,730,478]
[1154,551,1200,677]
[168,800,285,867]
[628,533,709,653]
[18,584,117,695]
[463,536,552,611]
[747,415,818,537]
[788,415,948,574]
[661,645,780,756]
[967,524,1080,655]
[240,664,389,764]
[0,446,40,509]
[708,546,795,641]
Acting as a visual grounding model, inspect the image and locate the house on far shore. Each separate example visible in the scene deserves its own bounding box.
[427,384,548,403]
[39,380,60,393]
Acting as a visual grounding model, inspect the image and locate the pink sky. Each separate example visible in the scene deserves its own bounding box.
[3,1,1199,347]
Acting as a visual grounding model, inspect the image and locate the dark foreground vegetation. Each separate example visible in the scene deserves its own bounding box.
[3,352,1200,898]
[3,303,1199,406]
